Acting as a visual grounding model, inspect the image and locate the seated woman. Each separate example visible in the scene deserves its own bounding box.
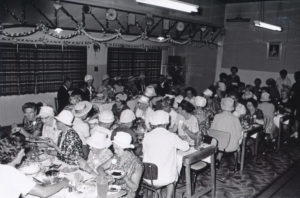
[175,100,199,146]
[104,132,143,198]
[79,128,113,174]
[112,93,129,121]
[39,106,60,145]
[0,135,69,198]
[193,96,210,136]
[46,110,84,166]
[12,102,43,138]
[244,98,264,126]
[184,87,197,107]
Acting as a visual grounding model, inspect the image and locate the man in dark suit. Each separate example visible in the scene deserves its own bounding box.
[156,75,170,96]
[57,77,72,113]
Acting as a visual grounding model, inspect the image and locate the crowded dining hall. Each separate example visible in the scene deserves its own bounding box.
[1,0,300,198]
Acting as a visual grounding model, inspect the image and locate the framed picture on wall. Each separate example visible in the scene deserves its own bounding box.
[267,41,282,59]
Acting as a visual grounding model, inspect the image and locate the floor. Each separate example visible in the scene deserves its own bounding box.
[175,139,300,198]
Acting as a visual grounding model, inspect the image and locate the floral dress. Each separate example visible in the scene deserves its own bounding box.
[193,108,210,135]
[57,128,84,165]
[109,151,143,198]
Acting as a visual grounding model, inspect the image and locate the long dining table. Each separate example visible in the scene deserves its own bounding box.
[240,124,264,173]
[178,145,217,198]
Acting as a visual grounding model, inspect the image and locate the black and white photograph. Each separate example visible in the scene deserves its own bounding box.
[1,0,300,198]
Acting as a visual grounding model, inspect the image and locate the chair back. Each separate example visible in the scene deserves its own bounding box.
[54,97,59,113]
[208,129,231,151]
[143,163,158,182]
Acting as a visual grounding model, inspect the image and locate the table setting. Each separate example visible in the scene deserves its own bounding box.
[18,140,127,198]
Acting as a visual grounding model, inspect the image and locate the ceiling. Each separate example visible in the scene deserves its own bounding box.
[219,0,276,3]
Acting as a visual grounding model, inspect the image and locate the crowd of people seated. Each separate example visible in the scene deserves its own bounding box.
[1,67,300,198]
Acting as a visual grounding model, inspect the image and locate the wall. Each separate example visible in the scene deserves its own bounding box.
[172,45,219,93]
[219,0,300,85]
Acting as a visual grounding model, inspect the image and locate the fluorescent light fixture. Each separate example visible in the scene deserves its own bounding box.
[253,20,282,32]
[54,28,63,34]
[157,36,165,41]
[136,0,199,13]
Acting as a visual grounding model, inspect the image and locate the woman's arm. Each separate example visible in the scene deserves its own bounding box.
[123,164,143,192]
[28,178,69,198]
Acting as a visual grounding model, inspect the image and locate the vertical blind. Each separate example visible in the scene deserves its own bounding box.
[0,43,87,96]
[107,47,162,83]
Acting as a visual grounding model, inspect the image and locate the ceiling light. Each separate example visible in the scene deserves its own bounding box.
[157,36,165,41]
[54,28,63,34]
[136,0,199,13]
[253,20,282,32]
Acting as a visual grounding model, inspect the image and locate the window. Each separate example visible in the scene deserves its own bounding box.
[107,47,162,83]
[0,43,87,96]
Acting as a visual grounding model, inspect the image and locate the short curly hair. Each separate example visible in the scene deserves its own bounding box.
[0,134,25,164]
[22,102,37,113]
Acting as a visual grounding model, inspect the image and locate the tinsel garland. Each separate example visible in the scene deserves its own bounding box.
[0,23,217,46]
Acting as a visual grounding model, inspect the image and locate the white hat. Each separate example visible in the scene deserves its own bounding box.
[84,74,93,82]
[233,103,246,117]
[113,132,134,149]
[91,125,112,137]
[120,109,136,123]
[150,110,170,125]
[194,96,207,107]
[218,82,226,92]
[86,131,111,149]
[98,110,115,123]
[38,106,54,118]
[138,95,150,104]
[203,89,213,97]
[115,93,127,101]
[102,74,110,81]
[144,86,156,97]
[55,110,74,126]
[221,97,234,112]
[72,101,92,118]
[261,92,271,102]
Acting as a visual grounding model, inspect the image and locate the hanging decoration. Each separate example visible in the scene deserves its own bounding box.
[0,22,217,47]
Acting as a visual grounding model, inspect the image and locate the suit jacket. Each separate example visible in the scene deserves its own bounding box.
[57,85,70,113]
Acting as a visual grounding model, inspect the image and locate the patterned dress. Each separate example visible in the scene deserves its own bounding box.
[194,108,210,135]
[57,128,84,165]
[109,151,143,198]
[23,116,43,136]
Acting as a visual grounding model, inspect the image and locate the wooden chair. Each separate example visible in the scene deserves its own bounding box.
[208,129,239,171]
[142,162,175,198]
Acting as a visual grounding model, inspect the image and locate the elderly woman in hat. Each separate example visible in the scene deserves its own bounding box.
[194,96,210,135]
[97,74,114,102]
[46,110,84,165]
[135,95,154,131]
[175,100,199,146]
[39,106,60,145]
[79,128,113,174]
[112,93,130,120]
[98,110,115,138]
[106,132,143,198]
[84,74,95,101]
[143,110,189,198]
[12,102,43,138]
[0,135,70,198]
[258,92,276,139]
[210,97,242,161]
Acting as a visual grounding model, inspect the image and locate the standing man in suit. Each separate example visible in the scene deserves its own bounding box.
[57,77,72,113]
